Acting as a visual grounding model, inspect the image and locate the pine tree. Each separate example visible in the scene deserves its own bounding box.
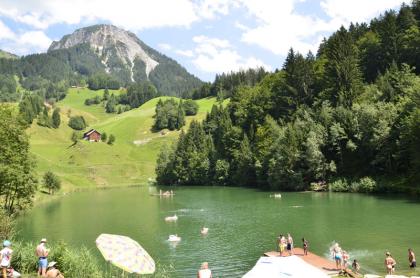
[325,26,363,107]
[52,107,61,128]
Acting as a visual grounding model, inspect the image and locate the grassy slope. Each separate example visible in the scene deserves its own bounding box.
[29,88,221,191]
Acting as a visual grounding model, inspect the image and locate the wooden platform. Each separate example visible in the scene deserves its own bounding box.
[264,248,361,277]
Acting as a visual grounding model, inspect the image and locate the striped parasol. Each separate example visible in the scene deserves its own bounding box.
[95,233,155,274]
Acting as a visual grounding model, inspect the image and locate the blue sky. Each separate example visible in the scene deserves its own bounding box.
[0,0,405,81]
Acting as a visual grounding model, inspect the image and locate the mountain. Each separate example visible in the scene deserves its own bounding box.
[48,24,202,95]
[0,25,202,97]
[0,50,17,59]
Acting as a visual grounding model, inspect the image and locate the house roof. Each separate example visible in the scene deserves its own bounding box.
[83,129,101,137]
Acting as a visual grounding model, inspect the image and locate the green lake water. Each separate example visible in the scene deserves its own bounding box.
[17,186,420,277]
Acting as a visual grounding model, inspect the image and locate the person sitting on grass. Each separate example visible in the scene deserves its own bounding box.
[45,262,64,278]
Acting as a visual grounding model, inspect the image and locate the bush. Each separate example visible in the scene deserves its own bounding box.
[354,177,377,193]
[329,178,350,192]
[68,116,86,130]
[182,99,199,116]
[107,134,115,145]
[11,241,102,278]
[0,209,15,240]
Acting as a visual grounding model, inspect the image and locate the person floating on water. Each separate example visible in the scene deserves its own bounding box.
[331,243,343,270]
[408,248,416,268]
[197,262,212,278]
[352,259,360,274]
[385,251,396,274]
[302,238,309,256]
[286,233,294,255]
[36,238,49,277]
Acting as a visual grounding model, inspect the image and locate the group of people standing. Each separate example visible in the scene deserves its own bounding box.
[276,233,295,256]
[384,248,416,275]
[0,238,63,278]
[331,243,358,273]
[332,242,417,275]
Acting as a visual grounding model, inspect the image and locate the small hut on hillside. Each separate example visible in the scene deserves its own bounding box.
[83,129,101,142]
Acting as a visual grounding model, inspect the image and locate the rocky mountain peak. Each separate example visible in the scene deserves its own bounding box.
[48,24,159,81]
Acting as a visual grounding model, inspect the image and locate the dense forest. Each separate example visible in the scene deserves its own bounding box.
[156,2,420,193]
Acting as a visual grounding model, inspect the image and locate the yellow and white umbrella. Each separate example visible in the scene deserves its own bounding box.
[95,233,155,274]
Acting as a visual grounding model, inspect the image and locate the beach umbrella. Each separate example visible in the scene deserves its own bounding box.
[95,233,155,274]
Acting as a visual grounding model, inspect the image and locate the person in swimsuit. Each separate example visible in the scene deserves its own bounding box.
[279,235,286,256]
[332,243,342,270]
[342,250,349,268]
[197,262,212,278]
[352,259,360,274]
[409,248,416,268]
[385,251,396,274]
[302,238,308,256]
[36,238,49,277]
[286,233,294,255]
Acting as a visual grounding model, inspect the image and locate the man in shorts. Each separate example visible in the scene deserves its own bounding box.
[36,238,49,277]
[409,248,416,268]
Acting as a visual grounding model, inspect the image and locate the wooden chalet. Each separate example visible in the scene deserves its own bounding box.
[83,129,101,142]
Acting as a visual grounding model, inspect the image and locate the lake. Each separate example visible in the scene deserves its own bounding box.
[17,186,420,277]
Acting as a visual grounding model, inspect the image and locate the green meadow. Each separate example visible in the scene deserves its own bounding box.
[28,88,222,191]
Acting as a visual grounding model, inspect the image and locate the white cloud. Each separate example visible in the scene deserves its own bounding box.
[237,0,405,56]
[158,43,172,51]
[175,49,194,57]
[320,0,404,24]
[0,0,199,30]
[191,35,271,73]
[195,0,234,19]
[0,20,15,40]
[0,29,52,55]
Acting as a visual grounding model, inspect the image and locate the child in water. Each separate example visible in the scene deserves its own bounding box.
[302,238,308,255]
[352,259,360,273]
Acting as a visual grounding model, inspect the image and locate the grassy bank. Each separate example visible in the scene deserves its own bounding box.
[29,88,223,192]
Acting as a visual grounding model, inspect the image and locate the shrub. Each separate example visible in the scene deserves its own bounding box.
[0,209,15,240]
[107,134,115,145]
[11,241,102,278]
[68,116,86,130]
[357,177,377,193]
[329,178,350,192]
[182,99,199,116]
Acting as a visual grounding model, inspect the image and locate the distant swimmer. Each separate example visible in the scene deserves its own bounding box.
[164,215,178,222]
[201,227,209,235]
[197,262,212,278]
[385,251,396,274]
[409,248,416,268]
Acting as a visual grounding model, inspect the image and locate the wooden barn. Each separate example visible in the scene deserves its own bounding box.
[83,129,101,142]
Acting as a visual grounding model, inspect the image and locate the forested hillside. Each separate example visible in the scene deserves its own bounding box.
[156,2,420,193]
[0,25,202,100]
